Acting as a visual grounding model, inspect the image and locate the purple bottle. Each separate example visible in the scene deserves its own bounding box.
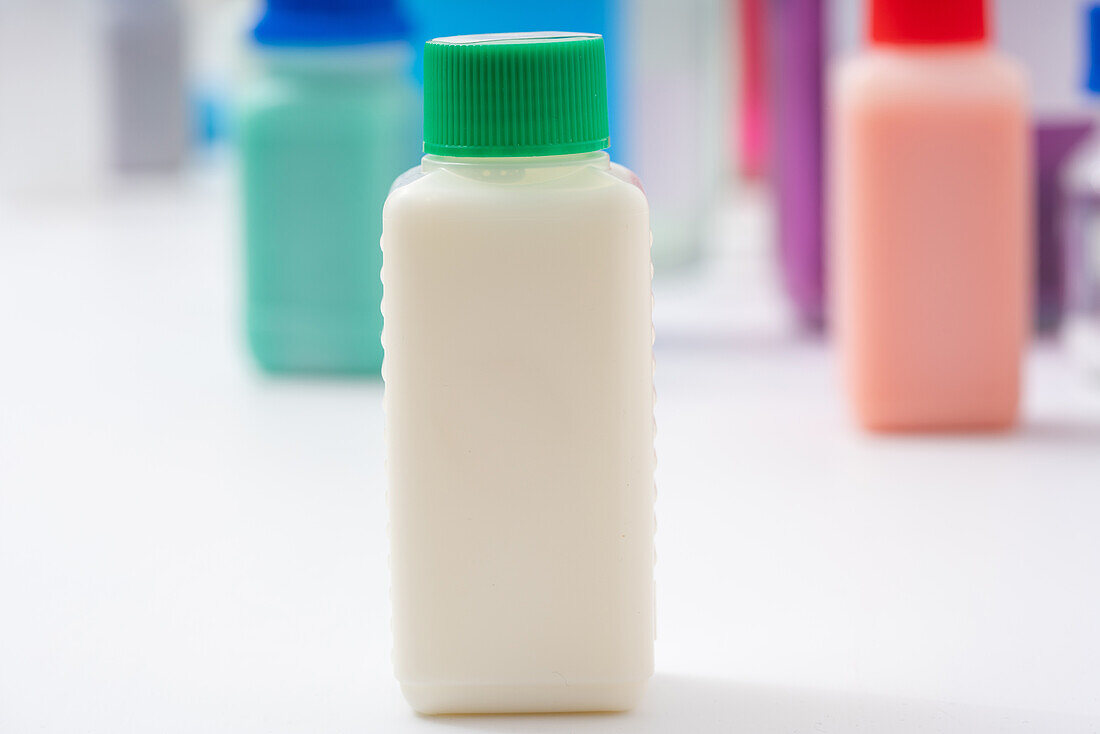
[769,0,825,329]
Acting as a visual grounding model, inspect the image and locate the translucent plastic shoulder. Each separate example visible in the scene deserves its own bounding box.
[386,154,648,200]
[388,162,428,195]
[609,161,647,196]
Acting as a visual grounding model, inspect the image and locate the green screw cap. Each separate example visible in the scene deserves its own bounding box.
[423,32,611,157]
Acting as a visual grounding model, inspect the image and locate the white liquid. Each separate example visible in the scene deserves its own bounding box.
[382,152,656,714]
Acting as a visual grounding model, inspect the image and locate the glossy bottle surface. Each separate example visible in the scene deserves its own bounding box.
[833,47,1030,431]
[241,48,419,374]
[383,152,656,713]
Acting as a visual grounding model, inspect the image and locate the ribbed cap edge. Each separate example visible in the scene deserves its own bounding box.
[424,32,610,157]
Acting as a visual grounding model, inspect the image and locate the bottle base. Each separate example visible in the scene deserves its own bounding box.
[852,387,1021,434]
[247,315,383,376]
[400,680,648,715]
[858,413,1019,434]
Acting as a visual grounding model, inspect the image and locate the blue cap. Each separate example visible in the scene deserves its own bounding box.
[253,0,410,48]
[1087,5,1100,94]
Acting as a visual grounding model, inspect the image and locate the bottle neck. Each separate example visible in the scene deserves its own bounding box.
[421,151,611,184]
[423,151,609,168]
[868,38,990,57]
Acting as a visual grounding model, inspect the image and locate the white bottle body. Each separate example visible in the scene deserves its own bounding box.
[383,152,656,714]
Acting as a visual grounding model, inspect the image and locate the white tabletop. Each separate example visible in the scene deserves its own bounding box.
[2,173,1099,733]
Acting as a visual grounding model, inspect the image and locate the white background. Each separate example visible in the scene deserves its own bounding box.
[2,175,1100,733]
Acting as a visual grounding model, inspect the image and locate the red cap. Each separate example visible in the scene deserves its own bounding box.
[871,0,987,45]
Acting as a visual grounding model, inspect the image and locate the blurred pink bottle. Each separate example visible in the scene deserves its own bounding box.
[832,0,1031,432]
[738,0,769,180]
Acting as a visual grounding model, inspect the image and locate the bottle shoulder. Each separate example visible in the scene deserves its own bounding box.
[609,162,646,195]
[834,47,1027,109]
[384,156,648,221]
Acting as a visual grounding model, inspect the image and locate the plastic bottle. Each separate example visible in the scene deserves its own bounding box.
[384,33,655,714]
[769,0,826,327]
[738,0,770,181]
[106,0,189,172]
[1063,5,1100,375]
[0,0,109,195]
[832,0,1030,431]
[239,0,420,374]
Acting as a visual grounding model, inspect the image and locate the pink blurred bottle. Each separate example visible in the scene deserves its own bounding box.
[832,0,1031,431]
[738,0,769,180]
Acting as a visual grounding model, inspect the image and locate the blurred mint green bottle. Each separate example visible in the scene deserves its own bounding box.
[241,0,420,374]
